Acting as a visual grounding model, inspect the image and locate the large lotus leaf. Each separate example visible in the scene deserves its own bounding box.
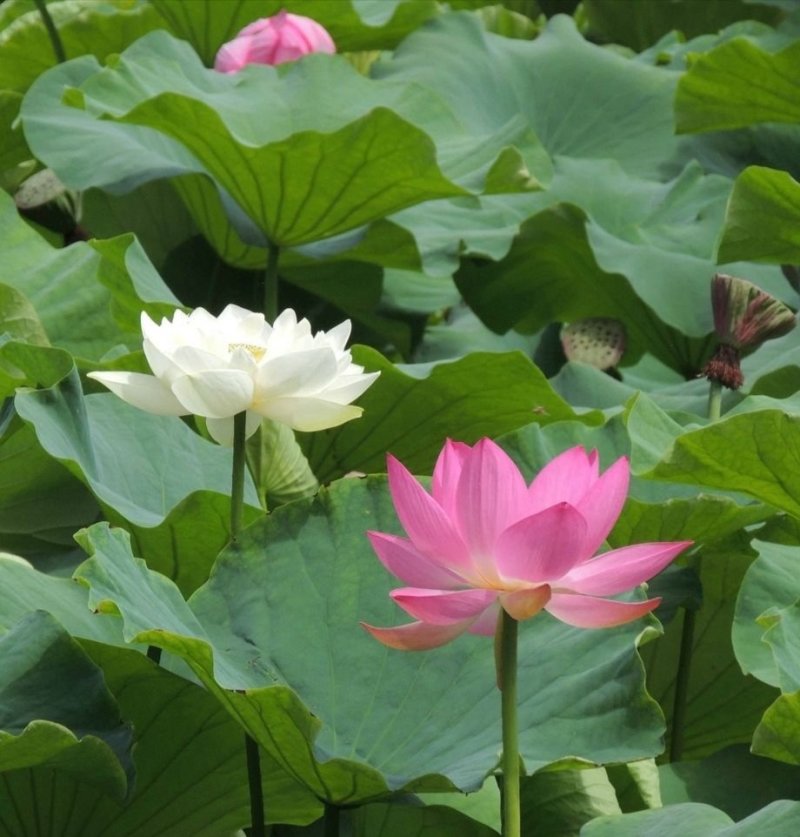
[583,0,784,52]
[352,800,498,837]
[0,190,179,363]
[455,161,788,372]
[732,539,798,689]
[0,0,162,94]
[675,38,800,134]
[0,611,132,802]
[419,765,630,837]
[299,347,593,484]
[14,370,260,529]
[717,166,800,264]
[149,0,441,63]
[0,92,28,185]
[455,205,715,375]
[752,692,800,765]
[22,32,541,251]
[74,478,666,805]
[374,14,682,179]
[584,800,800,836]
[643,410,800,518]
[547,361,715,417]
[581,803,733,835]
[639,534,777,760]
[660,744,800,821]
[0,417,98,551]
[2,641,320,835]
[0,553,125,646]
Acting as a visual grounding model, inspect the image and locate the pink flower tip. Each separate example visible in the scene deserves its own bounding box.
[214,12,335,73]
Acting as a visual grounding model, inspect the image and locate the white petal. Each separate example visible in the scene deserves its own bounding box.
[256,348,338,397]
[259,397,363,431]
[206,411,262,446]
[317,371,379,404]
[170,369,254,418]
[87,371,188,416]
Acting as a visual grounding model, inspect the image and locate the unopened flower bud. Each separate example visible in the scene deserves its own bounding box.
[214,11,335,73]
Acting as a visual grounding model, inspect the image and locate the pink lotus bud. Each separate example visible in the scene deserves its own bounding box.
[214,11,335,73]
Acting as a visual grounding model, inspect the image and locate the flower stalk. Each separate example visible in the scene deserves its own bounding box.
[264,242,280,323]
[498,610,520,837]
[669,605,695,762]
[34,0,67,63]
[231,411,265,837]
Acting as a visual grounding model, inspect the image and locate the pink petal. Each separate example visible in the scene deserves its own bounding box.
[527,446,600,512]
[499,586,551,621]
[431,439,470,518]
[360,619,471,651]
[467,601,501,635]
[387,456,473,576]
[494,503,588,583]
[454,438,529,566]
[390,587,497,624]
[545,592,661,628]
[572,456,631,557]
[367,532,465,589]
[558,541,692,596]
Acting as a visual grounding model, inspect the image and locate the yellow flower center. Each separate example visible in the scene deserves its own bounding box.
[228,342,266,360]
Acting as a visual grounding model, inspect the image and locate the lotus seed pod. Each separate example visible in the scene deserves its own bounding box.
[560,318,626,370]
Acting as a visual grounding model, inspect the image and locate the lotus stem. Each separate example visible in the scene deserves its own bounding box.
[245,734,265,837]
[231,411,247,543]
[323,802,340,837]
[707,379,723,422]
[671,378,721,760]
[498,609,521,837]
[670,606,695,762]
[34,0,67,63]
[264,242,280,322]
[231,411,265,837]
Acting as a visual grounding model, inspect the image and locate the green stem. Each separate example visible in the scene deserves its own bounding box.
[670,606,695,762]
[245,734,265,837]
[707,379,723,422]
[33,0,67,63]
[323,802,340,837]
[231,411,264,837]
[498,610,520,837]
[263,242,280,322]
[231,411,247,543]
[670,376,720,760]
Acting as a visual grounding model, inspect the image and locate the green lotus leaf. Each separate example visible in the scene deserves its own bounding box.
[584,800,800,835]
[0,0,161,94]
[73,476,666,804]
[752,692,800,765]
[660,744,800,820]
[717,166,800,265]
[0,190,179,363]
[15,370,260,529]
[0,611,133,802]
[584,0,784,52]
[676,38,800,134]
[22,30,539,252]
[639,533,776,760]
[643,410,800,518]
[300,347,594,484]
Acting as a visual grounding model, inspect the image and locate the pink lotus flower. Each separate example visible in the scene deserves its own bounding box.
[363,439,691,650]
[214,11,335,73]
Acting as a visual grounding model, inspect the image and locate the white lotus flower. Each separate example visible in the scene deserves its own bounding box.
[88,305,379,445]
